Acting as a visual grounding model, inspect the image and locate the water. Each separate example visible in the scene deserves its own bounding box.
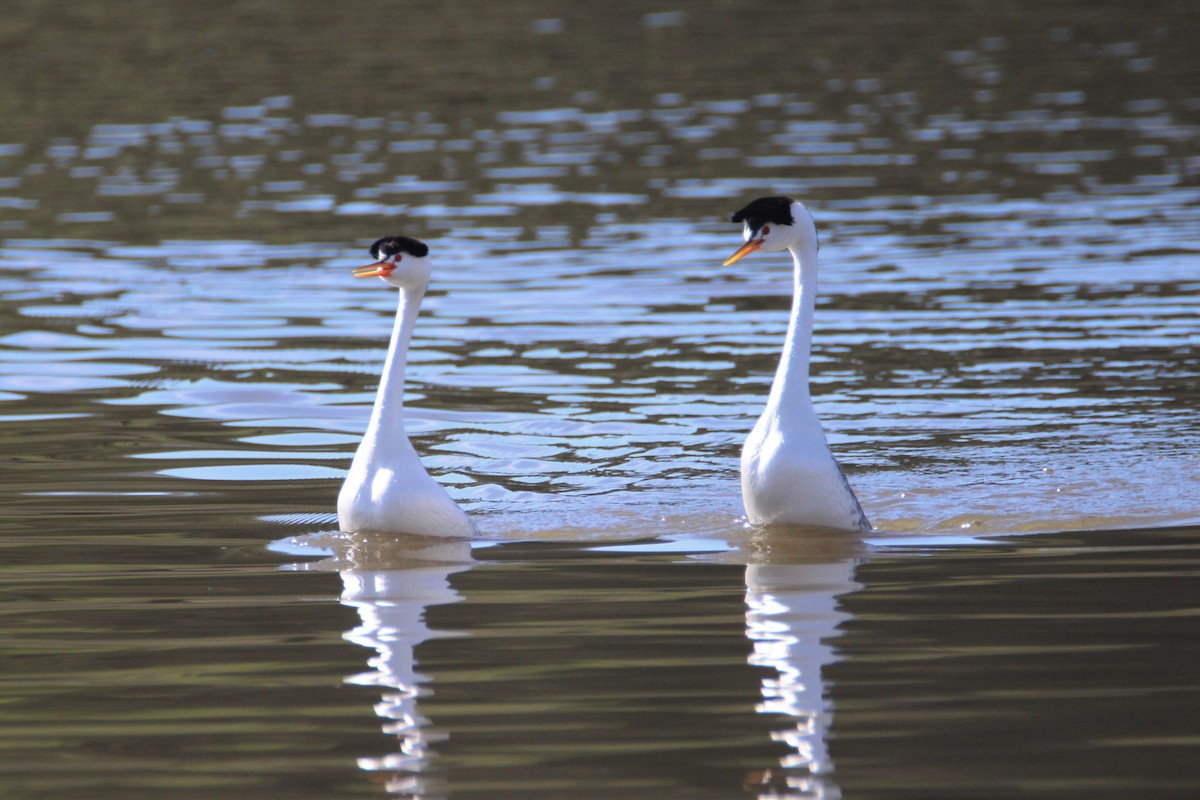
[1,2,1198,797]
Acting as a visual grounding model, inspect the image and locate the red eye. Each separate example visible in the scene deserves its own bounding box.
[761,225,771,235]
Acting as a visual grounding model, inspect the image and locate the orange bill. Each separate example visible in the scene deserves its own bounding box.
[723,238,764,266]
[352,261,394,278]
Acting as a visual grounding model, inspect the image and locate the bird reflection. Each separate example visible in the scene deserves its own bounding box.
[738,527,867,800]
[291,531,474,798]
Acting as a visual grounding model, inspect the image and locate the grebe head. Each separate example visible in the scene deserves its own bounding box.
[724,196,817,265]
[352,235,432,289]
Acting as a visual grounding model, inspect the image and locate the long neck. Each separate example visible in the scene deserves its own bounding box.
[364,285,424,443]
[766,241,818,414]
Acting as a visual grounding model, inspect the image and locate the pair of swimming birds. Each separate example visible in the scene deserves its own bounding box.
[338,196,871,538]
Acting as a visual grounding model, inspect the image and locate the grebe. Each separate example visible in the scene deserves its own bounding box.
[337,236,478,537]
[725,197,870,531]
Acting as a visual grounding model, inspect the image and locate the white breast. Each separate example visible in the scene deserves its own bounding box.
[338,438,478,537]
[741,407,869,531]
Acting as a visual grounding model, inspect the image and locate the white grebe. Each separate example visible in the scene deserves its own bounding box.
[337,236,478,537]
[725,197,870,531]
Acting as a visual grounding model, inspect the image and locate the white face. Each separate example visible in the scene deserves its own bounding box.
[376,253,432,289]
[743,220,794,253]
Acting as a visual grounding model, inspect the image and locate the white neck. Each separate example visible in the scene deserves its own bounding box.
[765,241,818,415]
[363,285,424,444]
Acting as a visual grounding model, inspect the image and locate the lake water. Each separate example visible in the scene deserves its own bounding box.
[1,2,1197,798]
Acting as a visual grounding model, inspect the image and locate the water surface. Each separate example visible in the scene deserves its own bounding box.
[1,2,1198,798]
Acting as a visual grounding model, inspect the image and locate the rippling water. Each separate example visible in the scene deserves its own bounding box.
[3,172,1194,535]
[1,2,1198,798]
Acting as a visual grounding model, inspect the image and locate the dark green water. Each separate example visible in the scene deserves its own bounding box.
[1,1,1198,797]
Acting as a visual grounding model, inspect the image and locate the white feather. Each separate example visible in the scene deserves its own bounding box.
[338,246,477,537]
[732,200,870,531]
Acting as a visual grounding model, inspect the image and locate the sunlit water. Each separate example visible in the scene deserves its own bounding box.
[2,2,1198,798]
[3,175,1195,536]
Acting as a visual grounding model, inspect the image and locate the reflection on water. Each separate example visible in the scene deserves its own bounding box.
[741,530,866,800]
[1,1,1198,797]
[277,527,867,800]
[262,526,1200,799]
[288,532,475,798]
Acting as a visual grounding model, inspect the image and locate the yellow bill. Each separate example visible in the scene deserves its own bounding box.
[352,261,394,278]
[723,238,764,266]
